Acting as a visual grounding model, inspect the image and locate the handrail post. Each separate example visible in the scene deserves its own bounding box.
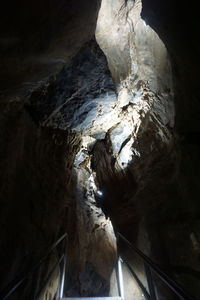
[59,235,67,300]
[59,255,66,299]
[117,257,125,299]
[117,232,197,300]
[144,262,157,300]
[0,233,68,300]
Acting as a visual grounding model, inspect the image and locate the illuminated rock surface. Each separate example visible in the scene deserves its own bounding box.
[0,0,200,299]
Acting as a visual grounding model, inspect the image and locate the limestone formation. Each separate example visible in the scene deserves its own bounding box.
[0,0,200,299]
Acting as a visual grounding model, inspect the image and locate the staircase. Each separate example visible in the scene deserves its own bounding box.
[62,297,123,300]
[0,232,197,300]
[59,253,125,300]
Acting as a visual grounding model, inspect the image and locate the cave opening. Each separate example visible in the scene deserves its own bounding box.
[0,0,200,300]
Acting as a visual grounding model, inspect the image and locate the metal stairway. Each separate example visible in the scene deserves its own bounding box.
[0,232,197,300]
[61,291,123,299]
[60,251,125,300]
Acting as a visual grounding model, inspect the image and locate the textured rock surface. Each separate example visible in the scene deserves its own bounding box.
[0,115,114,299]
[0,40,117,299]
[140,0,200,298]
[0,1,110,298]
[0,0,101,97]
[94,0,175,223]
[0,0,200,299]
[94,1,200,299]
[0,98,81,298]
[65,166,116,296]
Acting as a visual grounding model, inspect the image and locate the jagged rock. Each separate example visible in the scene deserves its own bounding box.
[0,0,200,299]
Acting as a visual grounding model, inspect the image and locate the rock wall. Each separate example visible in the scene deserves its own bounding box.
[94,0,200,298]
[0,40,118,299]
[0,0,101,97]
[0,1,115,298]
[35,40,118,297]
[0,97,81,298]
[141,0,200,297]
[95,0,175,238]
[0,0,200,299]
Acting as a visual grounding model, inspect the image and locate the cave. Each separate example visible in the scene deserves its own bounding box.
[0,0,199,299]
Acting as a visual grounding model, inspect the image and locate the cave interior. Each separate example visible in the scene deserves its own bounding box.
[0,0,200,299]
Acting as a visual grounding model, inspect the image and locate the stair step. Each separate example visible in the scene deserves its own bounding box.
[62,297,122,300]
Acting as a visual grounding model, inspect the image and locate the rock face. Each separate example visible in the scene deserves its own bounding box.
[0,99,81,298]
[0,0,101,97]
[66,166,116,296]
[0,1,117,298]
[26,40,118,297]
[94,1,200,298]
[0,0,200,299]
[94,0,175,231]
[0,40,117,299]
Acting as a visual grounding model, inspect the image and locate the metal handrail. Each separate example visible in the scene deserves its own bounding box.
[116,257,125,299]
[36,253,65,299]
[117,232,197,300]
[0,233,68,300]
[59,238,67,299]
[117,232,195,300]
[121,257,150,300]
[1,231,196,300]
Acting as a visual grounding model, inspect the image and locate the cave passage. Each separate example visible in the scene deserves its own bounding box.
[0,0,200,300]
